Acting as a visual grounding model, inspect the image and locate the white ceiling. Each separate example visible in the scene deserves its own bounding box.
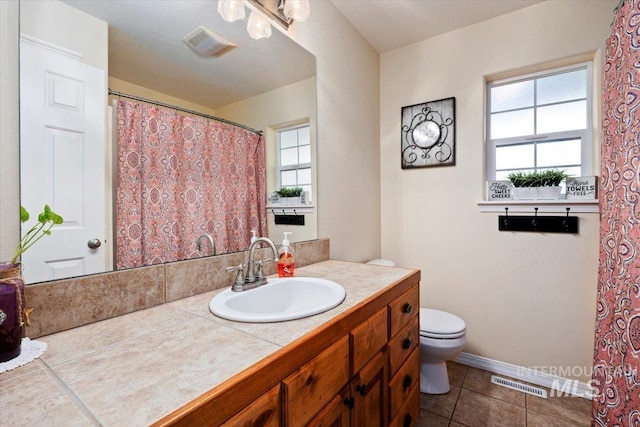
[61,1,316,110]
[330,0,544,53]
[57,1,545,110]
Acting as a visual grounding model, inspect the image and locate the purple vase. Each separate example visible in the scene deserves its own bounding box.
[0,262,25,362]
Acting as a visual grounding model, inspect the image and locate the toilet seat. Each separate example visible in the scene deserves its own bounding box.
[420,308,466,339]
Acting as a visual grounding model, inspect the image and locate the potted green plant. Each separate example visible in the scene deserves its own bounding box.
[275,187,304,205]
[508,170,568,200]
[0,205,63,362]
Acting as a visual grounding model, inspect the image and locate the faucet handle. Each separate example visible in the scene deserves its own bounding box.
[226,264,245,290]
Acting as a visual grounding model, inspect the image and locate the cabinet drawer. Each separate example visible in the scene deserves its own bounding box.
[388,286,419,337]
[389,382,420,427]
[388,348,420,420]
[221,384,280,427]
[388,315,419,377]
[282,335,350,426]
[351,307,388,374]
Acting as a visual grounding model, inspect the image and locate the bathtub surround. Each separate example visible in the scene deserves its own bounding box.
[24,238,329,338]
[593,0,640,422]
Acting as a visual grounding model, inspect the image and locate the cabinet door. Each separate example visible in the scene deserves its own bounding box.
[307,386,351,427]
[352,351,386,427]
[350,307,388,375]
[283,336,350,426]
[220,384,280,427]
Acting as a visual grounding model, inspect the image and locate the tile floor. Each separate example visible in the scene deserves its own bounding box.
[418,362,592,426]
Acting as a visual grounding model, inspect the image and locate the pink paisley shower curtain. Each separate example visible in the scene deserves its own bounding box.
[115,99,267,269]
[593,0,640,424]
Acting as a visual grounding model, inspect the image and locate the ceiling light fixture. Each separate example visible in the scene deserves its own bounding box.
[247,10,272,39]
[216,0,310,40]
[283,0,310,22]
[217,0,246,22]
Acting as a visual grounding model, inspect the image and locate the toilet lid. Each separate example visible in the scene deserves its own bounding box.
[420,308,466,339]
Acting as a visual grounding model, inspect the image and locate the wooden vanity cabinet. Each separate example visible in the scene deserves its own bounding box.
[386,286,421,426]
[155,272,421,427]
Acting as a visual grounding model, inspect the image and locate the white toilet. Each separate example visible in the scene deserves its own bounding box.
[365,260,467,395]
[419,308,467,394]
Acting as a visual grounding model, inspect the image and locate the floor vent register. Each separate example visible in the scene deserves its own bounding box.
[490,375,548,398]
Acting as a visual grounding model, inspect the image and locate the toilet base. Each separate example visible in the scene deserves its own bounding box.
[420,361,451,394]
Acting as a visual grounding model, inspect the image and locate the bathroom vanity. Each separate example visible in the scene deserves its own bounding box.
[1,260,420,426]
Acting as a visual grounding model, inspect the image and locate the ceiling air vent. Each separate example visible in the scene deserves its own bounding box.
[183,26,236,57]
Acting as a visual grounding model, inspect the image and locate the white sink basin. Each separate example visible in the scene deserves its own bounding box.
[209,277,346,323]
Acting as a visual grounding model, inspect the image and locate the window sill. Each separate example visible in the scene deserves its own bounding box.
[477,199,599,213]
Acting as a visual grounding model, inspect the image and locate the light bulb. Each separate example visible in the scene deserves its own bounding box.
[217,0,245,22]
[247,10,272,39]
[283,0,310,22]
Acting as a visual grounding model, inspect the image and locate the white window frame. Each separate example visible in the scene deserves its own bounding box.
[486,62,593,181]
[276,123,312,191]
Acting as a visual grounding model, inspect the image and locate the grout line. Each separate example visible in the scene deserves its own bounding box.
[40,359,103,426]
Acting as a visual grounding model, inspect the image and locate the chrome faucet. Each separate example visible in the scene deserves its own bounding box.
[226,237,278,292]
[196,233,216,256]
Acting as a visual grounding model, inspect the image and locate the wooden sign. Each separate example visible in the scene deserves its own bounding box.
[566,176,598,200]
[487,180,512,200]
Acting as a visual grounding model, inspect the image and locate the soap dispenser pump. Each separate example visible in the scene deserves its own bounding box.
[277,232,295,277]
[250,230,258,245]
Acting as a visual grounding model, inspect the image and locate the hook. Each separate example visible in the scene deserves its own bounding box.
[282,210,286,216]
[563,207,571,230]
[566,207,571,217]
[531,207,539,229]
[293,209,298,216]
[503,207,509,229]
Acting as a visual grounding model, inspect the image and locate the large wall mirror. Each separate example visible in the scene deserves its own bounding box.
[16,0,317,284]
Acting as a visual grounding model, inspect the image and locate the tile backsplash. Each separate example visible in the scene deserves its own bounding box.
[25,239,329,338]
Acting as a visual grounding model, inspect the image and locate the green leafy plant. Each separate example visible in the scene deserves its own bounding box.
[275,187,304,197]
[507,170,569,188]
[11,205,64,264]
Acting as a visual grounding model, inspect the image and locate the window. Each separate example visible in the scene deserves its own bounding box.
[486,64,592,182]
[277,124,312,199]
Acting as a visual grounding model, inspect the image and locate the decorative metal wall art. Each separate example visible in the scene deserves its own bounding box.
[401,97,456,169]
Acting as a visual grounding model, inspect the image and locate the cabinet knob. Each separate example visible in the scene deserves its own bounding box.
[403,414,413,427]
[402,303,412,314]
[343,397,355,409]
[403,375,412,390]
[356,384,367,396]
[402,338,412,350]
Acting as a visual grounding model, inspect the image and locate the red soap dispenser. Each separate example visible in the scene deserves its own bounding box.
[277,232,295,277]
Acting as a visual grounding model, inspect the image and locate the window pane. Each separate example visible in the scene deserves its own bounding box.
[496,169,534,180]
[281,170,297,186]
[280,130,298,148]
[297,126,310,144]
[491,80,534,112]
[496,144,534,170]
[280,147,298,166]
[297,168,311,185]
[536,100,586,133]
[537,69,586,105]
[299,145,311,164]
[537,139,581,168]
[491,109,534,139]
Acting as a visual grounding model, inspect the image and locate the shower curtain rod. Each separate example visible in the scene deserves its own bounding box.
[108,89,263,135]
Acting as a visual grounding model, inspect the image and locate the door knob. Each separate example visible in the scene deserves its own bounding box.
[88,238,102,249]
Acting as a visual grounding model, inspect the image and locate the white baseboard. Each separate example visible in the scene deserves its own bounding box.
[454,352,593,400]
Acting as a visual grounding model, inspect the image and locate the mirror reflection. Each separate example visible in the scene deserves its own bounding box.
[18,0,317,284]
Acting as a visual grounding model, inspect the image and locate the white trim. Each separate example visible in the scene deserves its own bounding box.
[454,352,593,400]
[478,200,599,213]
[19,34,83,61]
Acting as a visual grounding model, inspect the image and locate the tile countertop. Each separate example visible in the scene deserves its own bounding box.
[0,260,417,426]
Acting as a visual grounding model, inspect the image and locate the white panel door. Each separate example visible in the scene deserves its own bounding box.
[20,39,106,284]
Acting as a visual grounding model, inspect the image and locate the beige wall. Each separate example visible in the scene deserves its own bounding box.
[109,77,218,116]
[380,0,614,382]
[286,2,382,262]
[216,77,318,243]
[0,0,20,261]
